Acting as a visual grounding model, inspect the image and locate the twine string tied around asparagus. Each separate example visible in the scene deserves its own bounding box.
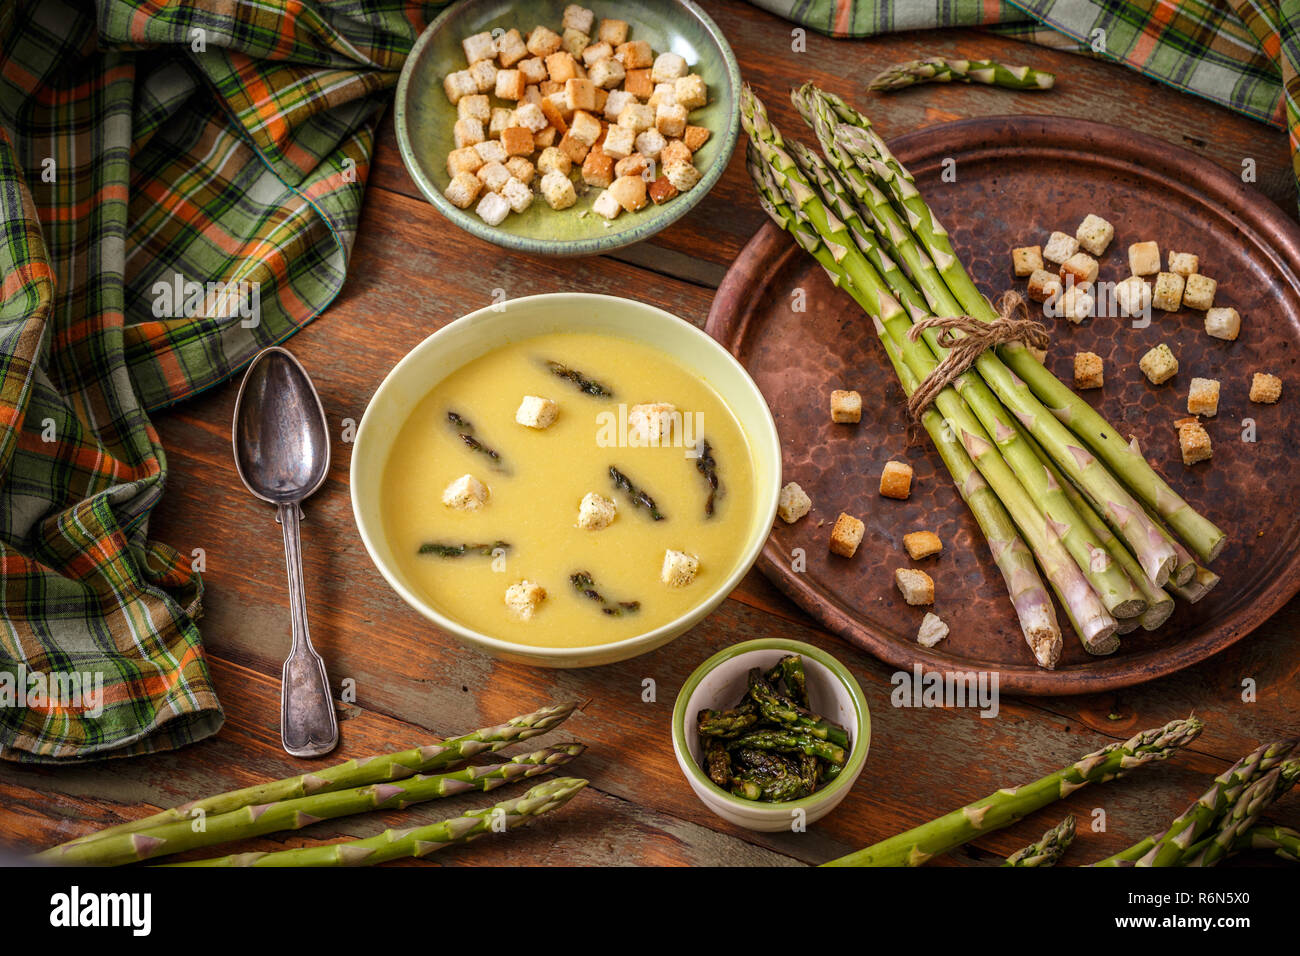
[905,291,1049,422]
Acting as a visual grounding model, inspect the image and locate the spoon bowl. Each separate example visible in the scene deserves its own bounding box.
[233,349,331,504]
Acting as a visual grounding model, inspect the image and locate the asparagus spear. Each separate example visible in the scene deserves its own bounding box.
[790,132,1146,620]
[870,56,1056,92]
[746,668,850,746]
[1181,762,1299,867]
[609,465,665,520]
[41,744,586,867]
[747,140,1067,664]
[823,716,1203,866]
[744,118,1116,653]
[1003,815,1075,867]
[1234,824,1300,863]
[164,777,589,867]
[766,654,809,707]
[1095,738,1298,867]
[815,88,1225,564]
[731,728,847,765]
[545,360,613,397]
[703,738,733,787]
[40,700,580,858]
[697,705,759,738]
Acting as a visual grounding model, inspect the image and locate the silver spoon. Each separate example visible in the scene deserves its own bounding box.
[232,346,338,758]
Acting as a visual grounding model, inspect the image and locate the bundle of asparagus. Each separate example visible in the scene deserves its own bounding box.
[741,83,1227,665]
[37,701,587,867]
[869,57,1056,92]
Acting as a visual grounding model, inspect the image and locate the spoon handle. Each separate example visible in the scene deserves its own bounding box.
[278,501,339,758]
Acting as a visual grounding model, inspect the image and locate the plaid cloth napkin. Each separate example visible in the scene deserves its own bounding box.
[0,0,441,763]
[752,0,1296,204]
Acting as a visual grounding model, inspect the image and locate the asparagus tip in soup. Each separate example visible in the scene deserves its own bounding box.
[544,359,614,398]
[609,465,665,521]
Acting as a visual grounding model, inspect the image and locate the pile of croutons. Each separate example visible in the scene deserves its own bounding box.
[441,5,711,227]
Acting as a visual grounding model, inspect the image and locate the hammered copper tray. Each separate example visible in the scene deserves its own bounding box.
[707,115,1300,694]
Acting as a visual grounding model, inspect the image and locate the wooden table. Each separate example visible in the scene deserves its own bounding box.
[4,0,1297,867]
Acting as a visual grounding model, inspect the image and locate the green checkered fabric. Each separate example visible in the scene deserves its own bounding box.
[0,0,442,762]
[752,0,1294,202]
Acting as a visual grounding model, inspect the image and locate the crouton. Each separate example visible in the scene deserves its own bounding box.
[1182,273,1216,310]
[648,175,678,204]
[652,52,689,83]
[1042,231,1079,265]
[444,172,482,209]
[591,188,622,220]
[514,395,558,429]
[504,580,546,620]
[617,40,653,69]
[903,531,943,560]
[564,77,596,112]
[1012,245,1043,277]
[474,139,508,164]
[557,130,590,165]
[634,129,666,161]
[597,18,628,45]
[656,102,687,138]
[629,402,675,442]
[829,513,865,558]
[512,101,548,132]
[582,41,612,66]
[608,174,647,212]
[601,123,635,159]
[895,568,935,606]
[1114,275,1151,318]
[916,612,949,647]
[562,4,595,33]
[495,29,528,67]
[527,26,563,58]
[500,126,535,157]
[475,160,510,193]
[617,102,655,133]
[664,161,701,192]
[1168,250,1199,276]
[660,138,692,167]
[880,460,913,500]
[536,146,571,176]
[500,176,533,214]
[489,107,516,137]
[540,169,577,210]
[577,491,616,530]
[1139,343,1179,385]
[1074,351,1104,389]
[469,59,498,93]
[561,28,589,59]
[777,482,812,524]
[830,389,861,423]
[613,153,649,179]
[1026,269,1062,303]
[582,147,615,188]
[1249,372,1282,404]
[474,190,510,226]
[458,94,490,122]
[648,82,676,110]
[1076,213,1114,256]
[567,109,601,146]
[1187,377,1220,417]
[1058,285,1093,324]
[545,51,581,83]
[1204,307,1240,341]
[1152,272,1184,312]
[1175,418,1212,466]
[589,56,625,90]
[442,474,489,511]
[447,146,484,178]
[517,57,549,86]
[674,74,707,111]
[603,89,636,122]
[462,31,496,65]
[682,125,710,151]
[1059,251,1099,289]
[1128,240,1160,276]
[533,126,558,149]
[443,70,478,104]
[623,68,654,99]
[661,549,699,587]
[540,96,569,134]
[496,68,527,102]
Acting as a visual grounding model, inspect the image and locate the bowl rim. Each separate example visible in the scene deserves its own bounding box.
[349,291,782,663]
[393,0,743,257]
[671,638,871,812]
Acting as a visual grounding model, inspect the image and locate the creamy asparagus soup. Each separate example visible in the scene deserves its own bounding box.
[382,332,756,648]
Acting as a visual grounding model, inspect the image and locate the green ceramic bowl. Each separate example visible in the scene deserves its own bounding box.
[672,639,870,831]
[395,0,741,256]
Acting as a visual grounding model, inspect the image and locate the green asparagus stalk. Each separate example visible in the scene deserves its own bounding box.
[816,90,1225,564]
[823,716,1203,866]
[748,140,1081,658]
[790,131,1146,620]
[1233,824,1300,863]
[41,744,586,867]
[745,117,1109,655]
[746,668,850,746]
[870,56,1056,92]
[1003,815,1075,867]
[1093,739,1298,867]
[40,700,580,859]
[732,728,846,765]
[164,777,589,867]
[1181,761,1300,867]
[1169,564,1221,603]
